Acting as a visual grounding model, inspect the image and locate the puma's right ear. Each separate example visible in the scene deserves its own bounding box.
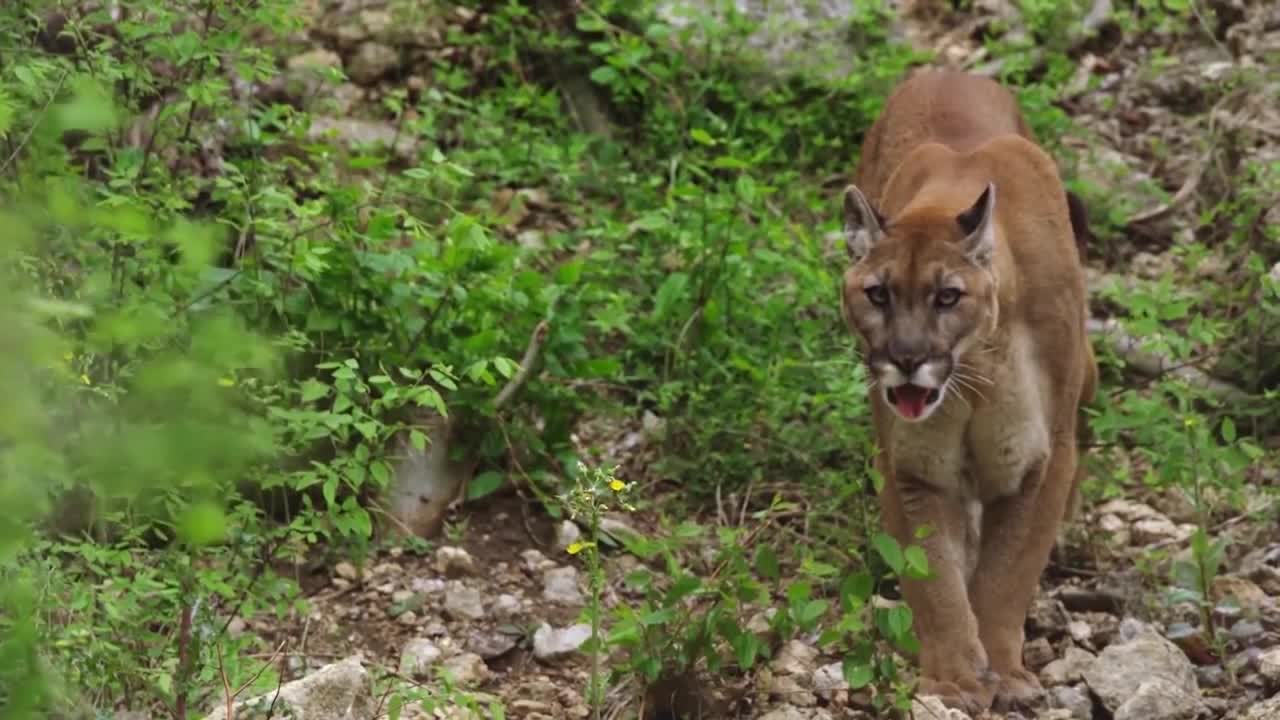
[956,182,997,266]
[843,184,884,263]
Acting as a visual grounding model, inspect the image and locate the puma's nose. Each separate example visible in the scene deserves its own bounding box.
[892,354,925,375]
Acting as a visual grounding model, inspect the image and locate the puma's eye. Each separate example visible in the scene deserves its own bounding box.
[865,285,890,307]
[935,288,963,308]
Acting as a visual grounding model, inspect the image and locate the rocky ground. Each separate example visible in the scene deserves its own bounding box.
[209,1,1280,719]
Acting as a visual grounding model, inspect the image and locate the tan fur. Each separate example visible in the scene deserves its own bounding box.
[839,69,1098,713]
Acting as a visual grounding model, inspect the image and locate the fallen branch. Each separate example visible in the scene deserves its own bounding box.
[1125,89,1245,227]
[493,319,550,410]
[1087,317,1249,402]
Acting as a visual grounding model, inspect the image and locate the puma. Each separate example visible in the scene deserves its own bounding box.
[838,69,1098,713]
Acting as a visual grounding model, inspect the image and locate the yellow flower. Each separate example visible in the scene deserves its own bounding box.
[567,542,585,555]
[609,479,625,492]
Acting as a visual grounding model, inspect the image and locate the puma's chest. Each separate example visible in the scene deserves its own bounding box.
[888,333,1051,502]
[965,345,1051,502]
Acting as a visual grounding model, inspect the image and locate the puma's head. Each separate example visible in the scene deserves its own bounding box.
[840,183,1000,423]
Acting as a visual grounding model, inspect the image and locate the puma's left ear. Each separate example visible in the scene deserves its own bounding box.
[956,182,996,266]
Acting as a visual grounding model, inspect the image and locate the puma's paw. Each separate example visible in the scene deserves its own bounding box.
[917,673,997,716]
[992,667,1044,711]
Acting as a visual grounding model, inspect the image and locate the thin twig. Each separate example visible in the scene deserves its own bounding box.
[1125,89,1244,227]
[0,70,70,175]
[493,320,550,409]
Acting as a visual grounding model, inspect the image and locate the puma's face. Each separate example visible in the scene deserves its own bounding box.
[840,184,1000,423]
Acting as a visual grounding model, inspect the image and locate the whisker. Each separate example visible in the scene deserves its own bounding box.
[949,373,988,403]
[954,363,995,386]
[945,381,972,411]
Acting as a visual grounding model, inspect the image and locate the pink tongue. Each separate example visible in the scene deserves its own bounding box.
[894,385,930,419]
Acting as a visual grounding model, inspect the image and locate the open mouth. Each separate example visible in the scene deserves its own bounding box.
[886,384,941,420]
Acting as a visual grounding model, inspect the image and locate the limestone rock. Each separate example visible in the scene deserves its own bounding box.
[1083,621,1198,713]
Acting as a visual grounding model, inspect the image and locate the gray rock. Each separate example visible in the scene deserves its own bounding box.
[1241,695,1280,720]
[467,630,518,660]
[334,561,359,581]
[1259,647,1280,686]
[1067,620,1094,645]
[307,116,419,163]
[541,565,584,606]
[434,546,476,578]
[909,694,971,719]
[204,656,372,720]
[1195,664,1226,688]
[1027,595,1070,636]
[1024,636,1056,670]
[771,639,818,676]
[346,41,398,84]
[553,520,581,552]
[764,672,816,706]
[757,706,833,720]
[442,582,485,621]
[399,638,442,678]
[1047,684,1093,720]
[1040,646,1097,686]
[1083,621,1199,714]
[655,0,863,86]
[1113,677,1202,720]
[521,548,554,574]
[491,593,522,618]
[439,652,489,687]
[531,622,592,661]
[288,48,343,71]
[811,662,846,693]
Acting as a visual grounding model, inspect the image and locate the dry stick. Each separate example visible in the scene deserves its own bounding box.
[175,599,195,720]
[1146,497,1278,551]
[435,319,551,519]
[0,70,69,174]
[1125,89,1244,227]
[1086,317,1249,402]
[493,319,551,409]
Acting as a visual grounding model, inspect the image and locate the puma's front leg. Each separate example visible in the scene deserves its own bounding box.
[970,441,1078,710]
[881,473,994,714]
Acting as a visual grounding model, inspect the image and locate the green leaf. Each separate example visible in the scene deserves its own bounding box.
[467,471,505,500]
[640,608,675,626]
[1221,417,1236,443]
[689,128,716,146]
[840,571,875,607]
[731,631,760,669]
[589,66,619,85]
[177,502,226,546]
[754,545,780,581]
[904,545,930,579]
[653,272,689,321]
[871,532,904,574]
[663,574,702,605]
[56,76,118,133]
[413,386,448,416]
[795,599,828,628]
[843,660,874,689]
[492,357,518,379]
[886,605,913,639]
